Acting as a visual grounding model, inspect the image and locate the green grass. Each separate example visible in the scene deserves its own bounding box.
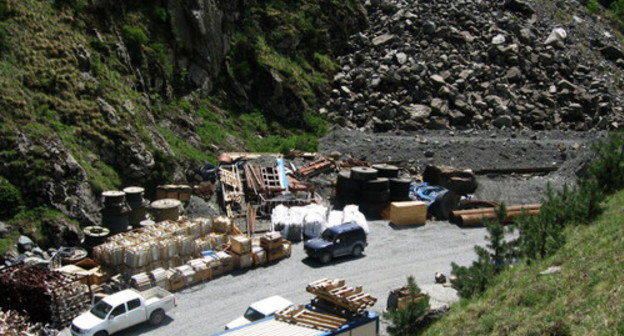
[421,190,624,336]
[0,230,19,255]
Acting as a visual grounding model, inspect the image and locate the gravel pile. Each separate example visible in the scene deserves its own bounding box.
[322,0,624,132]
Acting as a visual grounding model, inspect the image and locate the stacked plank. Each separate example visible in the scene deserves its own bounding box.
[0,309,57,336]
[260,231,292,262]
[306,279,377,314]
[0,265,91,329]
[276,305,347,331]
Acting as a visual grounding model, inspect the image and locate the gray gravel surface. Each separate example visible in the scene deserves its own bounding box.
[62,221,487,336]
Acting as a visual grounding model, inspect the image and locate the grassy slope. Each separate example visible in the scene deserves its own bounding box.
[421,191,624,336]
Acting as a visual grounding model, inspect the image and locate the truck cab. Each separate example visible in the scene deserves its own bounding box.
[304,222,367,264]
[225,295,293,330]
[71,288,175,336]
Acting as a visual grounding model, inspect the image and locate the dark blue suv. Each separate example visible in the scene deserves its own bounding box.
[304,222,367,264]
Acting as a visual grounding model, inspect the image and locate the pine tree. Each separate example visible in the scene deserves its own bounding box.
[383,276,430,336]
[450,204,511,298]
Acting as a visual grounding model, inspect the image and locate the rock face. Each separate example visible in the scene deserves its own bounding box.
[323,0,624,132]
[168,0,242,92]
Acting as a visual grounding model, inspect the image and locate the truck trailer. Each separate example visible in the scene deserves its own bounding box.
[211,310,379,336]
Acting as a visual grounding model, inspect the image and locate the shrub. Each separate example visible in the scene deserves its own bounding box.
[587,132,624,194]
[0,176,23,219]
[0,23,9,55]
[122,25,148,49]
[587,0,600,13]
[451,205,510,298]
[384,276,431,336]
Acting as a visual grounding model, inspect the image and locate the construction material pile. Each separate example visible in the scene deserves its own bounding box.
[306,279,377,315]
[260,231,292,263]
[0,309,58,336]
[272,204,369,241]
[218,154,324,223]
[0,264,91,329]
[94,216,292,291]
[93,217,218,275]
[335,165,411,217]
[276,305,347,331]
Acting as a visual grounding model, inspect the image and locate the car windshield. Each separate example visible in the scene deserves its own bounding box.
[321,230,334,241]
[243,307,265,322]
[90,301,112,319]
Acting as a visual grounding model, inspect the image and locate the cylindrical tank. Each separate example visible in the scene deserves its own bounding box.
[150,199,182,222]
[123,186,149,228]
[101,190,131,235]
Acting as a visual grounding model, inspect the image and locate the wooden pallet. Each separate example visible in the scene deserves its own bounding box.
[306,279,377,314]
[276,305,346,331]
[296,158,333,178]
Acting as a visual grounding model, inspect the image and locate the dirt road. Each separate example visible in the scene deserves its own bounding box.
[65,221,486,336]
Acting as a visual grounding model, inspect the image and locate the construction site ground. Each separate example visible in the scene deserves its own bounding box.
[60,220,486,336]
[57,129,602,336]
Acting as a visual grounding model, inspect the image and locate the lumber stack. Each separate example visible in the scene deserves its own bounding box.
[276,305,347,331]
[0,265,91,329]
[0,309,58,336]
[306,279,377,314]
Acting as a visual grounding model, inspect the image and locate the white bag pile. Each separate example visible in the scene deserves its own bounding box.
[271,204,369,239]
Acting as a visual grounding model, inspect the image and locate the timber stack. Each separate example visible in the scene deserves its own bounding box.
[306,279,377,315]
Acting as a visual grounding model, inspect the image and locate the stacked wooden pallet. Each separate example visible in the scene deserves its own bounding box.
[276,305,346,331]
[306,279,377,314]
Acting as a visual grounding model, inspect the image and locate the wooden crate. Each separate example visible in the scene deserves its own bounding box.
[388,201,427,226]
[193,268,212,283]
[231,252,254,269]
[252,246,267,266]
[230,235,252,255]
[169,277,186,291]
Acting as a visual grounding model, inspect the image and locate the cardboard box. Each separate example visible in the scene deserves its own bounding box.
[230,236,252,255]
[388,201,427,226]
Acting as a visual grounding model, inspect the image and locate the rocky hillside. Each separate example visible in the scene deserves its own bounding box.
[323,0,624,132]
[0,0,367,250]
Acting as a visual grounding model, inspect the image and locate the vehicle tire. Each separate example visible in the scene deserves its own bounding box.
[319,252,332,264]
[350,167,378,181]
[352,245,363,257]
[362,178,389,191]
[149,309,165,326]
[94,331,108,336]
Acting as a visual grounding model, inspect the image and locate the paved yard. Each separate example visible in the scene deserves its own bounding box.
[62,220,487,336]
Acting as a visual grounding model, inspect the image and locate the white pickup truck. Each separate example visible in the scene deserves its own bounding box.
[224,295,293,330]
[70,287,176,336]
